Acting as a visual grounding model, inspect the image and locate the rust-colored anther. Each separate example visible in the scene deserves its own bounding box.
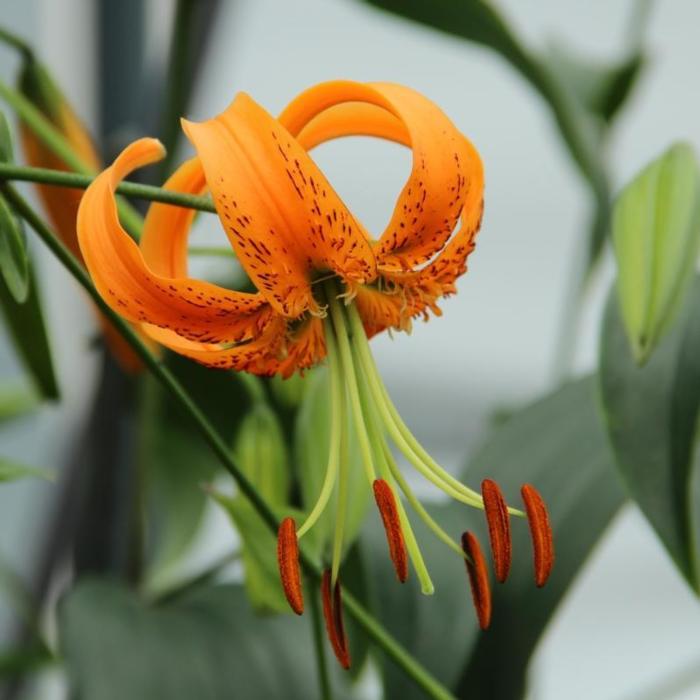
[277,517,304,615]
[321,570,351,669]
[373,479,408,583]
[521,484,554,587]
[481,479,512,583]
[461,531,492,630]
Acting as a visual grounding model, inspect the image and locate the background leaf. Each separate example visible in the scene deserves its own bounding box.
[60,579,357,700]
[0,195,29,303]
[363,377,624,699]
[0,458,52,482]
[612,143,700,364]
[600,280,700,591]
[456,376,625,698]
[0,260,58,400]
[142,357,252,587]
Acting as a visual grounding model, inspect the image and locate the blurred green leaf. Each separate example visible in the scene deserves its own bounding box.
[60,579,356,700]
[143,358,251,586]
[295,368,371,560]
[612,143,700,364]
[546,41,644,125]
[0,194,29,303]
[362,501,478,699]
[234,400,289,504]
[600,280,700,591]
[0,111,14,161]
[0,384,38,421]
[0,262,58,400]
[457,376,624,698]
[210,493,306,614]
[0,458,52,482]
[364,378,623,699]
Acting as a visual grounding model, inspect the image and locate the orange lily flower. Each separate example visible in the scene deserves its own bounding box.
[19,59,144,372]
[77,80,553,664]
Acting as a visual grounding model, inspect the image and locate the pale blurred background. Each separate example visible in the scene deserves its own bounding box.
[1,1,700,698]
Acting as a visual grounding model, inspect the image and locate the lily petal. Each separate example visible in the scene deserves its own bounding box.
[77,138,272,346]
[143,315,287,373]
[182,94,376,317]
[280,80,484,274]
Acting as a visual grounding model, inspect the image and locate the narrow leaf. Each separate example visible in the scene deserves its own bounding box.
[0,458,53,482]
[0,195,29,302]
[600,279,700,591]
[613,142,700,364]
[0,261,59,399]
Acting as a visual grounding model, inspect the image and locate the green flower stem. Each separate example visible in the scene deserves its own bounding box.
[5,184,456,700]
[308,578,333,700]
[0,161,217,213]
[0,79,143,238]
[188,247,235,258]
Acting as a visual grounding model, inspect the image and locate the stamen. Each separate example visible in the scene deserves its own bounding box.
[521,484,554,587]
[461,531,492,630]
[277,517,304,615]
[373,479,409,583]
[481,479,512,583]
[321,569,351,669]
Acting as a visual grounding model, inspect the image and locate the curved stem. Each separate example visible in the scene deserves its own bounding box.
[309,582,333,700]
[7,185,457,700]
[0,162,216,212]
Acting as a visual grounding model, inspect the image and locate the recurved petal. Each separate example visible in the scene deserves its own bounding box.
[77,138,271,346]
[280,80,484,274]
[182,94,376,317]
[143,314,287,374]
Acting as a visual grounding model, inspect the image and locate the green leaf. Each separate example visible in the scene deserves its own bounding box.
[0,458,52,482]
[456,377,624,698]
[612,142,700,364]
[0,261,59,400]
[0,194,29,303]
[545,41,644,124]
[295,367,371,559]
[210,493,307,614]
[233,400,289,505]
[0,384,38,422]
[364,378,624,699]
[143,357,252,586]
[0,111,14,161]
[60,579,356,700]
[600,280,700,591]
[362,502,480,699]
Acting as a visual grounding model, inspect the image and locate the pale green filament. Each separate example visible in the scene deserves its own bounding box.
[353,346,435,595]
[346,301,526,516]
[381,440,465,560]
[326,283,376,485]
[297,327,343,539]
[331,395,350,587]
